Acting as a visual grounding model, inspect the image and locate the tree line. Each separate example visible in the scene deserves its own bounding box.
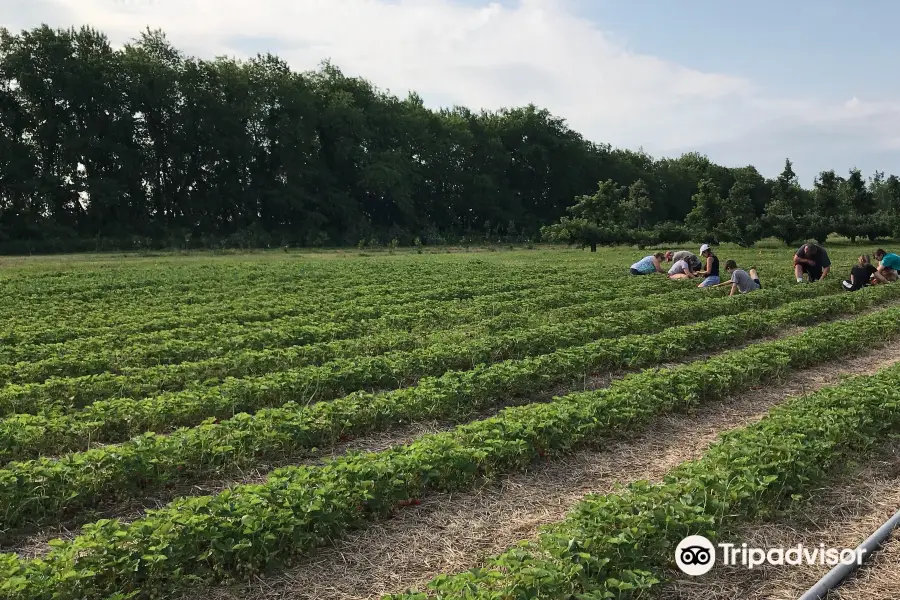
[1,25,898,253]
[543,159,900,251]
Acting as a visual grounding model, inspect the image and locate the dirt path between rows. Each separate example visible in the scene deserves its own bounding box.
[655,442,900,600]
[177,335,900,600]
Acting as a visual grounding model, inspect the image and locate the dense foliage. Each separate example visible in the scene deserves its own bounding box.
[4,25,900,252]
[390,321,900,599]
[543,160,900,250]
[0,280,842,530]
[2,247,899,598]
[4,280,900,598]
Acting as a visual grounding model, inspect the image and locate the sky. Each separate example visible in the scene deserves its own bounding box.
[3,0,900,185]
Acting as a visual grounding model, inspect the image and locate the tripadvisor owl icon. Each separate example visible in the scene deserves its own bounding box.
[675,535,716,576]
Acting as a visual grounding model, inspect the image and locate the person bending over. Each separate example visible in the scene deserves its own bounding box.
[667,250,702,272]
[724,260,761,296]
[696,243,720,288]
[794,243,831,282]
[874,248,900,282]
[630,252,666,275]
[842,254,883,291]
[668,257,696,280]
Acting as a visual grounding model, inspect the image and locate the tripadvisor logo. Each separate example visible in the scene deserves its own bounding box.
[675,535,716,576]
[674,535,867,576]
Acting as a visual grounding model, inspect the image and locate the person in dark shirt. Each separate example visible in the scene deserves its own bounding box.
[794,243,831,282]
[696,243,720,288]
[842,254,888,291]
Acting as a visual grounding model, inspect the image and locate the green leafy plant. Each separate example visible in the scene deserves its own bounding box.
[4,297,900,599]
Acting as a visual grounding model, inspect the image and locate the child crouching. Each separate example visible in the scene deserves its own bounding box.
[842,255,878,291]
[724,260,761,296]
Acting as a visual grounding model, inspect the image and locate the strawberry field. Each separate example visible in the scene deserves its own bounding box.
[0,246,898,600]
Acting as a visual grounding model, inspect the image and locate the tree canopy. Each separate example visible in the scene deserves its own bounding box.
[1,25,898,253]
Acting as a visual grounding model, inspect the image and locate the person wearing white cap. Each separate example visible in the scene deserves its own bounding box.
[696,244,721,288]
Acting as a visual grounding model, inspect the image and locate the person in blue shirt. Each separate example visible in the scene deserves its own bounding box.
[630,252,666,275]
[874,249,900,282]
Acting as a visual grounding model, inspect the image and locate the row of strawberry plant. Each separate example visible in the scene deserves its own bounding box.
[0,283,891,530]
[0,269,608,366]
[1,294,897,599]
[2,280,510,346]
[0,261,708,375]
[0,254,571,306]
[0,276,662,383]
[0,250,716,330]
[0,258,659,337]
[0,262,616,346]
[386,355,900,599]
[1,269,340,321]
[0,281,843,462]
[0,255,484,304]
[0,279,817,413]
[2,253,793,349]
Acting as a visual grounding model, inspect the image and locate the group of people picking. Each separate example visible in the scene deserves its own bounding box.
[629,241,900,295]
[842,248,900,291]
[629,244,760,296]
[788,242,900,291]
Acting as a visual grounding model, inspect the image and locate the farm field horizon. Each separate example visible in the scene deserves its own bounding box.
[0,244,899,600]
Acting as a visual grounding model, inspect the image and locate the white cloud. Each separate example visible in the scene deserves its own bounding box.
[4,0,900,180]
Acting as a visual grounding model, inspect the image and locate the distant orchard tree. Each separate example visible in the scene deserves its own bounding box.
[717,179,762,247]
[685,178,723,243]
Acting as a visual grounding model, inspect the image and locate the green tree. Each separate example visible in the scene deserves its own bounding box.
[2,24,900,252]
[807,170,843,243]
[619,178,653,230]
[541,179,624,251]
[717,179,762,246]
[685,178,722,243]
[870,172,900,238]
[567,179,622,224]
[837,168,876,241]
[763,159,806,245]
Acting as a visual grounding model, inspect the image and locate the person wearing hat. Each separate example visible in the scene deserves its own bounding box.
[696,243,720,288]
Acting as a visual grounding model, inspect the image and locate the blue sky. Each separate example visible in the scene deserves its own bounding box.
[565,0,900,181]
[5,0,900,185]
[575,0,897,100]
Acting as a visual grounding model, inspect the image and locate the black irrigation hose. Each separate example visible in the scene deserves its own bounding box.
[797,508,900,600]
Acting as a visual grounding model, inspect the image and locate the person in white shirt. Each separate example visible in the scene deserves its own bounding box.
[668,258,697,280]
[666,250,702,272]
